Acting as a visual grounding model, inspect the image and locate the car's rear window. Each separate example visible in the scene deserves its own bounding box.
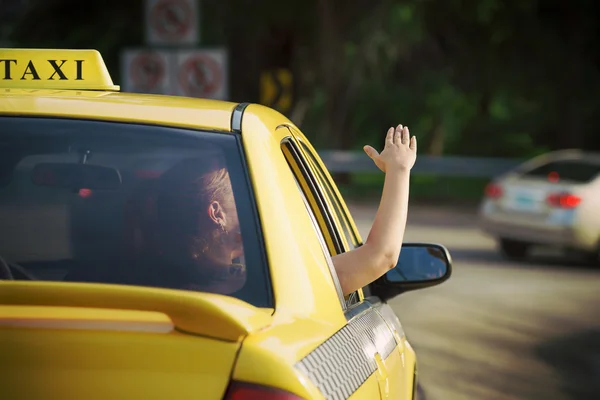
[0,117,271,308]
[521,159,600,183]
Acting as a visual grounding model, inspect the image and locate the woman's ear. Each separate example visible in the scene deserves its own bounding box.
[207,200,226,226]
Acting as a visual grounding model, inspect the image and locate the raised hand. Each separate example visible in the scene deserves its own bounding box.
[363,124,417,173]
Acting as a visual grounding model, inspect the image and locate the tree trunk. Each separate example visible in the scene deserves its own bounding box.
[316,0,345,148]
[316,0,352,184]
[428,117,445,156]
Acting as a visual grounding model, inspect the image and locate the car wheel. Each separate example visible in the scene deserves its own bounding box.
[499,238,530,260]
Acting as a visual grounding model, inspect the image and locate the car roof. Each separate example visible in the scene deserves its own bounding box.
[0,89,240,132]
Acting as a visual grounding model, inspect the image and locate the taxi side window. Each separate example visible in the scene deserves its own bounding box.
[281,137,349,309]
[293,177,347,310]
[294,140,363,306]
[281,138,345,256]
[297,141,361,250]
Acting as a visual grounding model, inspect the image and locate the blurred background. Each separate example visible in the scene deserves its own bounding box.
[2,0,600,399]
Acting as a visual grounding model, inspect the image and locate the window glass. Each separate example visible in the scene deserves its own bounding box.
[0,117,271,308]
[280,139,344,255]
[298,141,360,249]
[522,159,600,183]
[295,141,363,306]
[281,136,357,308]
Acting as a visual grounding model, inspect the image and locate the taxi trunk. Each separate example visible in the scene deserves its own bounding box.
[0,281,272,400]
[481,173,589,247]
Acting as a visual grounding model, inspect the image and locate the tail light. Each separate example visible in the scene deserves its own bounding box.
[78,188,93,198]
[485,183,503,199]
[224,381,304,400]
[547,171,560,183]
[546,192,581,209]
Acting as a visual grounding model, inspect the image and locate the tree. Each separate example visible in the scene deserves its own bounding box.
[9,0,600,155]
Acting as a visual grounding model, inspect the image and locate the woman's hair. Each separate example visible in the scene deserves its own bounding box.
[155,157,234,257]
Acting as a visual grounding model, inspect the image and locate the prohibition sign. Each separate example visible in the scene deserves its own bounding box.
[150,0,193,42]
[178,54,223,98]
[129,53,166,91]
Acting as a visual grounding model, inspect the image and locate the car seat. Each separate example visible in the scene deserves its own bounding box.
[63,178,160,285]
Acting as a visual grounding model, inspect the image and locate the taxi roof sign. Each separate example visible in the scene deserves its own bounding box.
[0,48,119,91]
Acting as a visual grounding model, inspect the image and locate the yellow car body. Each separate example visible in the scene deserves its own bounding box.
[0,49,450,399]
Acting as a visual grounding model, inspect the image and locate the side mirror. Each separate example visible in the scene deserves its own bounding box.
[369,243,452,302]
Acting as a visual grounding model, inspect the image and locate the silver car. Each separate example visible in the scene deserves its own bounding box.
[479,149,600,262]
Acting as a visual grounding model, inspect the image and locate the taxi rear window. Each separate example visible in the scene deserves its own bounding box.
[521,159,600,183]
[0,116,272,308]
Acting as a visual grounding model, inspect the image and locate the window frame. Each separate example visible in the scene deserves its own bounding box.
[296,140,365,305]
[280,136,345,256]
[281,133,356,309]
[293,176,347,310]
[296,139,361,250]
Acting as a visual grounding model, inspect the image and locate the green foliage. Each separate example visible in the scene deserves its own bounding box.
[7,0,600,156]
[9,0,144,85]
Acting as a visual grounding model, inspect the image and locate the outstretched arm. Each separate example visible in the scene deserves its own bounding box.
[332,124,416,295]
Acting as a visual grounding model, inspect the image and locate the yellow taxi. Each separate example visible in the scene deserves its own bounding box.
[0,49,452,400]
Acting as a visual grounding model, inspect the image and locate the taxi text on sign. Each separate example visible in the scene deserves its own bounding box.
[260,69,293,114]
[0,48,119,91]
[145,0,199,46]
[121,49,173,95]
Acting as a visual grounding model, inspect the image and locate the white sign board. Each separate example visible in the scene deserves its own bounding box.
[174,49,228,100]
[120,49,174,95]
[145,0,199,46]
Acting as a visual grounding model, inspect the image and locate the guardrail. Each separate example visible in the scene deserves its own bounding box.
[318,151,523,178]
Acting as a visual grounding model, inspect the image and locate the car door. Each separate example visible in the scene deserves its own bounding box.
[287,126,413,400]
[280,127,409,400]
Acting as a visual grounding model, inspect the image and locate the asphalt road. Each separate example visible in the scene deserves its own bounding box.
[348,202,600,400]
